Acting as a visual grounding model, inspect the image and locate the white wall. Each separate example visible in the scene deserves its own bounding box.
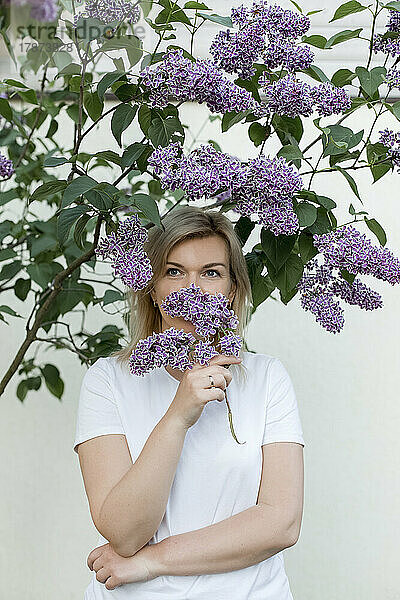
[1,2,400,599]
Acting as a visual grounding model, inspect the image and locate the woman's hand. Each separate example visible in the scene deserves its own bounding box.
[87,541,162,590]
[166,353,242,431]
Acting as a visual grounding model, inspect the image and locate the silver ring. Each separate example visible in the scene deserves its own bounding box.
[208,375,215,388]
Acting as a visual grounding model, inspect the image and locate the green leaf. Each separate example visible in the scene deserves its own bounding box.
[330,1,368,22]
[14,278,31,301]
[248,122,270,147]
[197,12,233,27]
[302,65,331,83]
[355,66,387,98]
[83,91,103,121]
[366,142,392,182]
[97,71,126,100]
[30,180,67,202]
[334,165,362,201]
[40,364,64,399]
[295,202,318,227]
[121,142,149,169]
[43,156,69,167]
[73,17,110,42]
[93,150,121,167]
[3,78,28,88]
[222,110,249,132]
[57,206,91,245]
[383,2,400,10]
[364,217,387,246]
[132,193,162,227]
[322,125,363,157]
[148,115,184,147]
[0,260,23,281]
[289,0,303,12]
[331,68,356,87]
[100,35,143,66]
[111,103,137,146]
[271,254,304,301]
[272,114,304,144]
[0,97,13,121]
[234,216,255,248]
[298,231,318,264]
[61,175,98,208]
[391,100,400,121]
[184,1,210,8]
[325,28,363,49]
[277,144,304,161]
[73,213,92,250]
[101,289,125,306]
[0,304,21,319]
[306,206,333,234]
[261,228,297,272]
[302,35,327,49]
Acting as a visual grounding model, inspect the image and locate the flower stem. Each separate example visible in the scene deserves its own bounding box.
[224,390,246,445]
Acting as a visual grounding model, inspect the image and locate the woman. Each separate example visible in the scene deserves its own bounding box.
[73,205,305,599]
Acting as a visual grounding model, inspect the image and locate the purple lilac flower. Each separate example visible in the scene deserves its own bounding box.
[313,226,400,285]
[379,128,400,169]
[255,74,351,118]
[191,340,220,365]
[129,327,196,375]
[219,331,243,356]
[384,67,400,88]
[139,48,259,114]
[95,214,153,290]
[160,282,239,338]
[74,0,140,25]
[330,277,383,310]
[147,143,302,235]
[256,74,314,118]
[262,37,314,72]
[30,0,58,21]
[231,155,302,235]
[210,1,312,79]
[262,3,310,39]
[0,154,14,178]
[147,142,248,202]
[388,9,400,32]
[296,257,383,333]
[310,81,352,116]
[373,10,400,56]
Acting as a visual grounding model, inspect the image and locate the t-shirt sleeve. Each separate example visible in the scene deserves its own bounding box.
[262,358,305,447]
[73,357,125,454]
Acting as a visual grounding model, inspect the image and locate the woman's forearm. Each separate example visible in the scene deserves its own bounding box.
[98,409,187,558]
[154,503,294,576]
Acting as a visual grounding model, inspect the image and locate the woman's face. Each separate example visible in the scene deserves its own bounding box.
[151,235,236,339]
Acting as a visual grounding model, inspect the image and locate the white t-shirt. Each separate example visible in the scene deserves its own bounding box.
[74,351,305,600]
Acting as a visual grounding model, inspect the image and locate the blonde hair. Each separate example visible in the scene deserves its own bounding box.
[110,205,253,386]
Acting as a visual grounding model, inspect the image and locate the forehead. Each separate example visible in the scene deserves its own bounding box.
[167,236,228,261]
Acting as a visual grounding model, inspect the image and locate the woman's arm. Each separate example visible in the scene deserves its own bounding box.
[151,503,295,577]
[99,410,187,558]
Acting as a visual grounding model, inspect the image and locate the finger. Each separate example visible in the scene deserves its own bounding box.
[208,354,242,366]
[207,373,227,390]
[204,387,225,402]
[87,548,103,570]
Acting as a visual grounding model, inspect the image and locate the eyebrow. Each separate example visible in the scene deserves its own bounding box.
[166,261,227,269]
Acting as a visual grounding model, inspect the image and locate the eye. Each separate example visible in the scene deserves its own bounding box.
[165,268,221,277]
